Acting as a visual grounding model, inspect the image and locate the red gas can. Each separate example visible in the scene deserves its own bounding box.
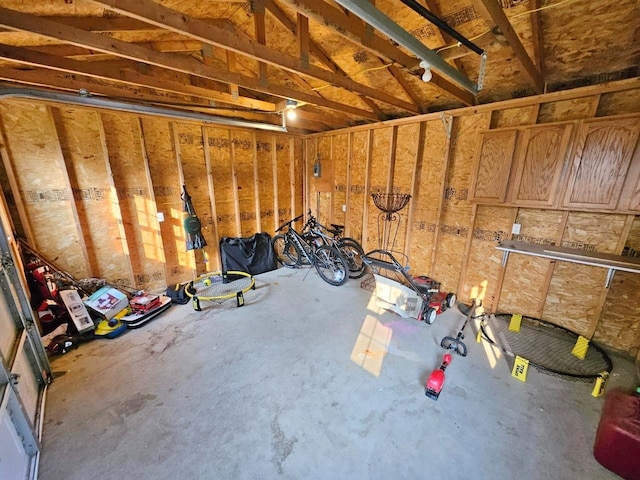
[593,389,640,480]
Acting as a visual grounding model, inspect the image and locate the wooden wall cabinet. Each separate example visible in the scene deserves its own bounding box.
[469,129,518,203]
[562,116,640,210]
[508,124,574,207]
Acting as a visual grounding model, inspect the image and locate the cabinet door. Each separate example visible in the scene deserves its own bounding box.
[562,116,640,210]
[469,129,517,203]
[509,124,573,207]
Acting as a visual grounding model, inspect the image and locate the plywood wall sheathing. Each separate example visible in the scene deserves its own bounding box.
[498,209,567,316]
[431,113,491,294]
[54,107,132,285]
[275,134,293,227]
[594,216,640,355]
[332,133,348,228]
[230,131,258,236]
[100,113,165,291]
[391,124,419,258]
[407,120,450,276]
[541,212,629,336]
[256,132,276,235]
[205,126,237,242]
[366,127,393,251]
[490,105,540,128]
[537,97,600,123]
[347,131,369,244]
[0,101,87,279]
[292,138,304,222]
[141,118,188,284]
[597,90,640,117]
[0,122,27,240]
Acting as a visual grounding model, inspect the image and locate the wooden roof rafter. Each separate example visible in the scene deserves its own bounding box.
[471,0,545,93]
[88,0,420,114]
[264,0,386,119]
[277,0,476,106]
[0,44,276,111]
[528,0,546,77]
[0,6,379,120]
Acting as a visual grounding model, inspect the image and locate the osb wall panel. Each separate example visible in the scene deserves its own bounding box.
[0,101,87,279]
[315,136,332,197]
[537,97,598,123]
[256,133,276,235]
[432,113,490,293]
[292,138,304,221]
[542,212,628,336]
[347,131,368,244]
[275,134,293,226]
[231,131,258,236]
[594,215,640,355]
[407,120,448,276]
[366,127,392,251]
[597,90,640,117]
[332,133,348,228]
[101,113,165,291]
[205,126,236,241]
[53,107,130,285]
[141,118,186,285]
[462,206,516,311]
[174,122,212,274]
[391,124,419,256]
[498,209,566,316]
[490,105,539,128]
[304,138,317,222]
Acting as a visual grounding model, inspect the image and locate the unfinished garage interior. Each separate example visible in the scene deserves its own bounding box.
[0,0,639,478]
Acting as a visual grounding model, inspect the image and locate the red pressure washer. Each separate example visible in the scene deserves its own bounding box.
[425,298,480,400]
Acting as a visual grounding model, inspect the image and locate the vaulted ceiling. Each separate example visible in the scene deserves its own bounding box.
[0,0,637,134]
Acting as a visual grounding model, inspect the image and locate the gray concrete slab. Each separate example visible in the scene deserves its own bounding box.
[39,267,639,480]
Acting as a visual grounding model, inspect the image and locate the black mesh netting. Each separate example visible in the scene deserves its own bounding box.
[480,313,612,380]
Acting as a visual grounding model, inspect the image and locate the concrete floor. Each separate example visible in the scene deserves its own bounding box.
[39,267,638,480]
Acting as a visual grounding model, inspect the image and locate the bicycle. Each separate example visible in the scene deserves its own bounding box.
[272,214,349,286]
[301,212,367,279]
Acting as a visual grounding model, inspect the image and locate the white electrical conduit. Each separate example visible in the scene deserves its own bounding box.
[0,87,288,133]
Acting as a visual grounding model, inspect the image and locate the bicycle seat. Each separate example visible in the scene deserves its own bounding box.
[330,224,344,235]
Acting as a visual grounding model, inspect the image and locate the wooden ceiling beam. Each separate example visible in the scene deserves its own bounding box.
[471,0,545,93]
[387,64,423,112]
[265,0,385,119]
[88,0,419,114]
[0,44,275,111]
[297,13,310,68]
[529,0,546,77]
[277,0,475,105]
[253,1,268,81]
[0,7,378,120]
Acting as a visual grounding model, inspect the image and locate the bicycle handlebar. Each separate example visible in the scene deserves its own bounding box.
[275,214,303,232]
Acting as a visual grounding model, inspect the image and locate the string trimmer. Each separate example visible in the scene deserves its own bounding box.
[425,298,480,400]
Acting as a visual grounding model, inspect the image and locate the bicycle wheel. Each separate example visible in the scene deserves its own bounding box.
[313,245,348,286]
[272,234,301,267]
[337,238,366,279]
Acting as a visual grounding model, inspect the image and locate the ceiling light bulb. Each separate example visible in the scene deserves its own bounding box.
[419,60,432,83]
[286,109,297,120]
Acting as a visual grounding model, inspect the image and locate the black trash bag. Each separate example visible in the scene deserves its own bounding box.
[220,232,276,281]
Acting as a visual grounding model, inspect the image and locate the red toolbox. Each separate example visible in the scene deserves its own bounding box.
[593,389,640,480]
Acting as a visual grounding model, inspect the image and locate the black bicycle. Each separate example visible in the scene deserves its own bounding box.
[272,215,349,286]
[302,212,367,279]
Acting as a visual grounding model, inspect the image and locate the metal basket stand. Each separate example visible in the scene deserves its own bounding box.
[371,192,411,252]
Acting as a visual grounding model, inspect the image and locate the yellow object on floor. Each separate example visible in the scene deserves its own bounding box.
[511,355,529,382]
[591,372,609,397]
[508,314,522,332]
[572,335,590,360]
